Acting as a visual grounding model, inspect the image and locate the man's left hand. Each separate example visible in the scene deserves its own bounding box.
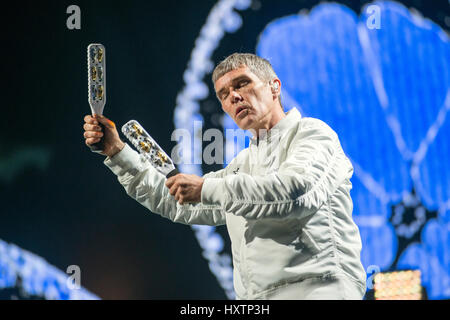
[165,174,204,205]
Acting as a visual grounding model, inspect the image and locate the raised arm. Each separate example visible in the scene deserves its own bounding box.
[83,114,226,226]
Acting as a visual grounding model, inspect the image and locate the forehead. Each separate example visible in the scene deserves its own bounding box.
[214,66,260,92]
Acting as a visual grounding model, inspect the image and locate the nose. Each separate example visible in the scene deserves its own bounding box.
[230,90,243,104]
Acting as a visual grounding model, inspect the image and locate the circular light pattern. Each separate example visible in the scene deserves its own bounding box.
[174,0,251,299]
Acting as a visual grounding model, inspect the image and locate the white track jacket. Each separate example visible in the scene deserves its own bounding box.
[104,107,366,299]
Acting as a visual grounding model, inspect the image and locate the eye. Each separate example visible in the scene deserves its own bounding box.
[238,80,249,87]
[220,92,229,101]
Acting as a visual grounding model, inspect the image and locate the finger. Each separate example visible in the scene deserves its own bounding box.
[94,114,115,129]
[84,114,92,123]
[169,183,179,196]
[84,131,103,139]
[85,137,101,145]
[84,114,99,125]
[83,123,102,131]
[166,176,176,188]
[175,188,183,204]
[175,185,186,198]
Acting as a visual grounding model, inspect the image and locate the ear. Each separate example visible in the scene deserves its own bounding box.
[270,79,281,97]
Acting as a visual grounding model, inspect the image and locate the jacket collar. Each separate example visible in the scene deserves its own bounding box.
[251,107,302,145]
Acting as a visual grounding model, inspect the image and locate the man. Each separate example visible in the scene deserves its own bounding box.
[83,53,366,299]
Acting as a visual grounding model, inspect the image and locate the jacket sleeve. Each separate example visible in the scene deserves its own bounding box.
[201,120,354,220]
[104,143,226,226]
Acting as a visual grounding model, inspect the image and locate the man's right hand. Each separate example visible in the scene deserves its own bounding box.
[83,114,125,157]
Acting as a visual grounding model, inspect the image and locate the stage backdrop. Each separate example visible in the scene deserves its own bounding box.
[0,0,449,299]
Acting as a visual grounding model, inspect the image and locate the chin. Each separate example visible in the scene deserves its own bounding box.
[234,113,255,131]
[236,120,253,131]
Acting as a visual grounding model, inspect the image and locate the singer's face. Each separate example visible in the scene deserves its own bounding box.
[214,66,276,132]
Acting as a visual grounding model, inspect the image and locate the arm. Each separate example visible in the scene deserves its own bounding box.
[201,120,353,220]
[83,114,226,226]
[104,143,226,226]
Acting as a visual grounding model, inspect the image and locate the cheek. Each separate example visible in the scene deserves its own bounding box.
[221,104,232,115]
[245,89,266,108]
[241,89,255,103]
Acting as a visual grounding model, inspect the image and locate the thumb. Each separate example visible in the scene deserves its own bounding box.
[94,114,116,129]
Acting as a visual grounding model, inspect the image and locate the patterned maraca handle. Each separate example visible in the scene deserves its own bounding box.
[121,120,179,178]
[87,43,106,153]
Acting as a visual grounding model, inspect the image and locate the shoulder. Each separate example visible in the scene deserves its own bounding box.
[297,117,339,141]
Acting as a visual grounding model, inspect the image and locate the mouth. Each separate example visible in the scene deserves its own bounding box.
[235,105,248,117]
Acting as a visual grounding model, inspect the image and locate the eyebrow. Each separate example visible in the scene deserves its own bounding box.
[216,75,251,98]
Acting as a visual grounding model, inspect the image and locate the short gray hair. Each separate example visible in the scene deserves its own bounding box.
[212,53,278,85]
[212,53,283,109]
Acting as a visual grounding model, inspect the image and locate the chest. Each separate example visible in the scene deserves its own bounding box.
[240,138,289,176]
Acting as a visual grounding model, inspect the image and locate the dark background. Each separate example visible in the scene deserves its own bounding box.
[0,0,448,299]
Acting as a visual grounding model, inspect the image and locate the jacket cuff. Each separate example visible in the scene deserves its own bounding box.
[103,143,147,176]
[201,177,223,206]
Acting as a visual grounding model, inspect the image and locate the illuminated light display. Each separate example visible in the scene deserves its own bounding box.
[175,0,450,299]
[256,1,449,299]
[175,0,252,300]
[4,0,447,301]
[0,239,99,300]
[373,270,423,300]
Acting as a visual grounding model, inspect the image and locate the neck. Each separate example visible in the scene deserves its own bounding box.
[254,105,286,137]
